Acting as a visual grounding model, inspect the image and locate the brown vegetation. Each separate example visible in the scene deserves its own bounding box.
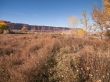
[0,34,110,82]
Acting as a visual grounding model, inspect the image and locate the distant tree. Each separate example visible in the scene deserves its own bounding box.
[104,0,110,15]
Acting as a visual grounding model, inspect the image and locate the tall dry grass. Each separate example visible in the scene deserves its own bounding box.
[0,34,110,82]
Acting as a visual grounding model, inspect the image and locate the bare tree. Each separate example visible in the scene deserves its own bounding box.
[81,11,89,31]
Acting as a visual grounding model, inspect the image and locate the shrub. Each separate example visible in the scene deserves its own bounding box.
[0,34,109,82]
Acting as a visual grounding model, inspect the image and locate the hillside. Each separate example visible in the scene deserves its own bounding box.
[0,20,70,32]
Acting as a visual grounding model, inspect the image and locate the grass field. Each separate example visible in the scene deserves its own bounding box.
[0,34,110,82]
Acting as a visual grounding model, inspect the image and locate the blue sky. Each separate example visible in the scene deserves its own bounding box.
[0,0,103,27]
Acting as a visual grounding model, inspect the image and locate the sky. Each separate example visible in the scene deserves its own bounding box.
[0,0,103,27]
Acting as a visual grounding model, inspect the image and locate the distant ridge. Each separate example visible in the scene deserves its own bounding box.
[0,20,70,32]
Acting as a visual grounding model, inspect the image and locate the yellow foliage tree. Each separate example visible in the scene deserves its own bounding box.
[104,0,110,15]
[92,0,110,39]
[0,22,8,29]
[0,22,9,33]
[104,0,110,39]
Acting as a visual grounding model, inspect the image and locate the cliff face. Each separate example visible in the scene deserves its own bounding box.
[0,20,70,32]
